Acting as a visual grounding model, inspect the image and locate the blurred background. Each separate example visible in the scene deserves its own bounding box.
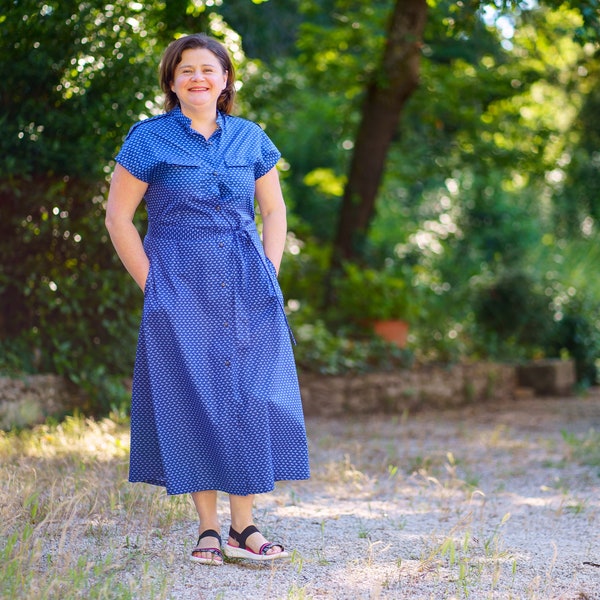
[2,0,600,414]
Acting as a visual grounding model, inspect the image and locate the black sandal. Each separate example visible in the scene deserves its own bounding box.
[224,525,289,561]
[190,529,223,565]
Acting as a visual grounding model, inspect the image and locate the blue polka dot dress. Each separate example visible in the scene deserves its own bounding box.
[116,107,310,496]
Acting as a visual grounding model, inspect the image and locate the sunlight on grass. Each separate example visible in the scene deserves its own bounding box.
[0,413,183,599]
[0,413,130,460]
[2,401,598,598]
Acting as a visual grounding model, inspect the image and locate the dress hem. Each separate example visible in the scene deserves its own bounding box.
[128,475,311,496]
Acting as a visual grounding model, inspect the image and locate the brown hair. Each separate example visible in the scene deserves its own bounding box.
[159,33,236,114]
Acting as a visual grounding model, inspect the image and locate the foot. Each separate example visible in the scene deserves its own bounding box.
[190,529,223,566]
[224,525,289,561]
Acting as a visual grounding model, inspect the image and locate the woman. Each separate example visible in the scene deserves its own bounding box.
[105,33,310,565]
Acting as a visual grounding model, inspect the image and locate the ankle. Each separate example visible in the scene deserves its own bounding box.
[199,521,221,535]
[230,521,254,535]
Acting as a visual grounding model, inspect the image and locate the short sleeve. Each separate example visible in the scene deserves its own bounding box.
[115,122,157,183]
[254,128,281,180]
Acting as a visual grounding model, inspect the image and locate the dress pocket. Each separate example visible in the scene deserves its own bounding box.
[156,158,215,199]
[223,157,255,200]
[264,256,278,278]
[143,260,153,296]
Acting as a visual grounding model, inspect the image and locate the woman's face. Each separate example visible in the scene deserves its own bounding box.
[171,47,228,114]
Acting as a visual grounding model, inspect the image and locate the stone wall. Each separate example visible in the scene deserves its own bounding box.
[299,362,517,417]
[0,374,80,429]
[516,359,576,396]
[1,359,577,428]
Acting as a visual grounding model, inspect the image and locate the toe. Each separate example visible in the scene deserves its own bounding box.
[264,543,284,555]
[247,531,284,555]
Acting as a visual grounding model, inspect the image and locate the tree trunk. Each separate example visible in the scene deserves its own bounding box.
[331,0,428,267]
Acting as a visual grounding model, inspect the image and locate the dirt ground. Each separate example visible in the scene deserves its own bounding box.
[4,390,600,599]
[158,392,600,599]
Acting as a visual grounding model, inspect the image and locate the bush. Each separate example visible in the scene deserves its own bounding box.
[293,319,414,375]
[332,262,416,323]
[547,302,600,386]
[0,2,162,413]
[0,179,143,414]
[472,270,556,360]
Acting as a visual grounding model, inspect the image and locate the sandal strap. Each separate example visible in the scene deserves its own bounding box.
[228,525,259,550]
[196,529,222,546]
[259,542,285,555]
[191,547,223,559]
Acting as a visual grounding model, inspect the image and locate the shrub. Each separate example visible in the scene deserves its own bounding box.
[547,303,600,386]
[293,319,414,375]
[471,270,555,360]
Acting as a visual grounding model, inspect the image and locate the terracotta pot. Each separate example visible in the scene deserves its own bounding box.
[372,319,409,348]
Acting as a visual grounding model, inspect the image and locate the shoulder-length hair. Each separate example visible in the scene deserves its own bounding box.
[159,33,236,114]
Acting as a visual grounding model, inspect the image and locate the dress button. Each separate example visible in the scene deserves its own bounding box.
[224,322,229,328]
[213,171,218,176]
[221,282,226,287]
[225,360,231,367]
[218,242,224,248]
[215,205,221,211]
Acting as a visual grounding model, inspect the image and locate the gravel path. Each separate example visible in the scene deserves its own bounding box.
[126,392,600,599]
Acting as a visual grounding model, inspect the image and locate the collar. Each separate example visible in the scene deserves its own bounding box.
[171,106,226,132]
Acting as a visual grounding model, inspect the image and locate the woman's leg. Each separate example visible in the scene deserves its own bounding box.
[190,490,222,562]
[228,494,283,555]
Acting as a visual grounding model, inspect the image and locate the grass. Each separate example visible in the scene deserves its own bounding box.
[1,397,599,599]
[415,512,518,598]
[561,428,600,469]
[0,412,176,599]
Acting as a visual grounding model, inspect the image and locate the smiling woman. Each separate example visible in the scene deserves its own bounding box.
[105,33,310,568]
[168,49,228,132]
[160,34,237,116]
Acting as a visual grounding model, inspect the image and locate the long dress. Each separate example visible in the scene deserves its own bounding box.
[115,107,310,496]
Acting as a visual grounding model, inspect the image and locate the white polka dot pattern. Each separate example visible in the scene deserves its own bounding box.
[116,108,310,496]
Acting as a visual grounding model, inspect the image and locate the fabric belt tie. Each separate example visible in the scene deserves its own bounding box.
[233,222,296,348]
[146,221,296,348]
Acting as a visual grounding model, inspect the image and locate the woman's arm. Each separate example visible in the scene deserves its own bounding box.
[105,163,150,291]
[255,166,287,275]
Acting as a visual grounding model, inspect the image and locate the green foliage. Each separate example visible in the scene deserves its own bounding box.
[554,60,600,235]
[218,0,304,60]
[549,311,600,385]
[2,0,600,408]
[0,1,166,180]
[293,320,413,375]
[533,237,600,384]
[270,0,600,378]
[278,233,331,313]
[0,0,207,410]
[0,178,143,412]
[332,263,416,322]
[472,270,556,360]
[238,0,390,241]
